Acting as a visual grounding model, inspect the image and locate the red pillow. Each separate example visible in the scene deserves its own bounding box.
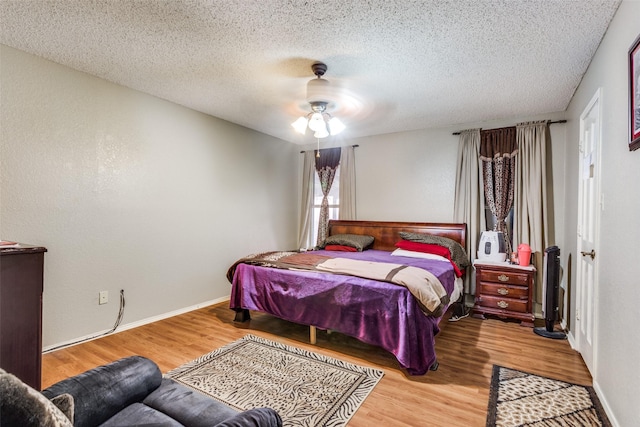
[395,240,464,277]
[395,240,451,258]
[324,245,358,252]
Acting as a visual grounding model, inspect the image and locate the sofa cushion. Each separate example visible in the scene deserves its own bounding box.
[216,408,284,427]
[49,393,74,424]
[143,378,239,426]
[42,356,162,427]
[99,402,183,426]
[0,368,73,427]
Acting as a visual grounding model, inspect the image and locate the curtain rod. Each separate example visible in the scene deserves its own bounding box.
[300,144,359,154]
[451,120,567,136]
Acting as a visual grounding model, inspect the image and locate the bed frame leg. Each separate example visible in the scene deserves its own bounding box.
[309,325,317,344]
[233,309,250,322]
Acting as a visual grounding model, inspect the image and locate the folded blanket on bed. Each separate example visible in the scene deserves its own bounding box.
[227,251,449,317]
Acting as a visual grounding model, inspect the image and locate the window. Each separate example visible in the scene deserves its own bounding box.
[484,205,514,252]
[311,165,340,246]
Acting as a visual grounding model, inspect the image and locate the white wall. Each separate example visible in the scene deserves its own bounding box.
[0,45,298,348]
[563,1,640,425]
[352,128,460,222]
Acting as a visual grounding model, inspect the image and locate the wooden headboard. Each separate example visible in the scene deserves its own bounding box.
[327,220,467,252]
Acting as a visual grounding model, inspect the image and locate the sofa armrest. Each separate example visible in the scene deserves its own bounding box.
[41,356,162,427]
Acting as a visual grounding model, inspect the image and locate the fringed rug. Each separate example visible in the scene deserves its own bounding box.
[486,365,611,427]
[165,334,383,427]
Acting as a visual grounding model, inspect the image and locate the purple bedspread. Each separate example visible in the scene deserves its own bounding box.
[229,249,456,375]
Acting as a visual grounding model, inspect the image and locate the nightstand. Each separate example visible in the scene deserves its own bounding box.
[472,260,535,327]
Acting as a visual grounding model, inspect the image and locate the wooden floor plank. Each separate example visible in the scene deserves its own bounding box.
[41,303,591,426]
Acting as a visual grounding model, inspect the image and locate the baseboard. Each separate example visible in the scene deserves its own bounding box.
[560,319,575,349]
[565,330,577,350]
[42,296,230,353]
[592,379,620,427]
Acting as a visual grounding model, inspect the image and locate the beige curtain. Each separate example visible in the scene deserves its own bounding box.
[514,121,550,305]
[453,129,485,295]
[338,146,356,220]
[297,151,316,249]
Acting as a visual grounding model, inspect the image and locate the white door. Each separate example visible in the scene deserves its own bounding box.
[575,88,602,375]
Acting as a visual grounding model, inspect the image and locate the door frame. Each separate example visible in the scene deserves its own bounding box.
[574,87,603,376]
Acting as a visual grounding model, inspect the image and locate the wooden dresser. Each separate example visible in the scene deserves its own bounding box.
[0,244,47,390]
[472,260,535,327]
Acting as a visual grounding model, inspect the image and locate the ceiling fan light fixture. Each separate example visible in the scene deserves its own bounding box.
[307,112,325,132]
[314,126,329,139]
[291,116,308,134]
[291,62,346,139]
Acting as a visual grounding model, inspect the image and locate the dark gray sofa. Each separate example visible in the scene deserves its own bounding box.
[0,356,282,427]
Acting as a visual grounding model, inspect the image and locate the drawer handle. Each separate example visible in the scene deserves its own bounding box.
[498,274,509,282]
[497,287,509,295]
[497,300,509,309]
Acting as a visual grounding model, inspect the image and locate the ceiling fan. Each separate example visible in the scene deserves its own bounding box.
[291,62,346,139]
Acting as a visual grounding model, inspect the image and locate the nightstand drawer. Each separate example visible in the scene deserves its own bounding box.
[478,282,528,299]
[477,269,529,286]
[476,295,529,313]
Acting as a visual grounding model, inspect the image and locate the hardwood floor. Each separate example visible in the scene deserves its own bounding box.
[42,302,591,426]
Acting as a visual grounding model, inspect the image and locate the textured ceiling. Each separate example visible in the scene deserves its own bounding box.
[0,0,621,144]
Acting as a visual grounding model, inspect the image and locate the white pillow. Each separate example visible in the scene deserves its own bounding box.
[390,248,450,262]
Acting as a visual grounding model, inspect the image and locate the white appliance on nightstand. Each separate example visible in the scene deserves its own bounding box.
[477,231,507,262]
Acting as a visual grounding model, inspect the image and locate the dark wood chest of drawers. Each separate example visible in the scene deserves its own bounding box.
[472,261,535,327]
[0,244,47,390]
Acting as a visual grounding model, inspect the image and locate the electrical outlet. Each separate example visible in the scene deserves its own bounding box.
[99,291,108,305]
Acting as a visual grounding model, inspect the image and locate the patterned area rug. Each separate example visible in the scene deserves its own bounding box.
[165,334,383,427]
[486,365,612,427]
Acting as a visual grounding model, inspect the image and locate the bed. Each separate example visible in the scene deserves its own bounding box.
[227,220,467,375]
